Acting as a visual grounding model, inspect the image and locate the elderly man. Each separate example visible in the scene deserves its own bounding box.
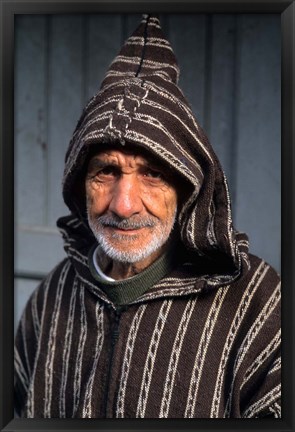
[14,15,281,418]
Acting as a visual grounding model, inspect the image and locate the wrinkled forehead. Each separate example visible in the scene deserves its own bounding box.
[86,142,171,171]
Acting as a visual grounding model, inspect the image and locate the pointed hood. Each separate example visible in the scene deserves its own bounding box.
[61,14,250,288]
[100,15,180,87]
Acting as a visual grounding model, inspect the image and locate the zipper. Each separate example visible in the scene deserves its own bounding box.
[111,309,121,347]
[104,305,125,417]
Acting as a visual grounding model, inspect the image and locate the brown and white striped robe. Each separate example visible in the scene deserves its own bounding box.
[14,14,281,418]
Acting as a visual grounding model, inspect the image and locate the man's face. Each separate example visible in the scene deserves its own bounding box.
[85,146,178,264]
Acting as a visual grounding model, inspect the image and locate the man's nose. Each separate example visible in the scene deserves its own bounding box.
[109,175,143,218]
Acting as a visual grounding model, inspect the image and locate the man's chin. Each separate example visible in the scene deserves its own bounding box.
[101,247,151,264]
[98,237,165,264]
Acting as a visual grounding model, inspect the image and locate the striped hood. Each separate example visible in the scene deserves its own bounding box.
[61,14,250,287]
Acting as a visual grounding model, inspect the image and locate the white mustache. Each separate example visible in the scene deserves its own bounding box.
[94,215,157,230]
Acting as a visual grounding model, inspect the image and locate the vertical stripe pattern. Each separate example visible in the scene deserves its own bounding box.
[26,269,52,417]
[159,297,197,418]
[59,276,78,417]
[185,285,230,417]
[82,302,105,418]
[136,300,173,418]
[210,261,269,417]
[44,261,71,417]
[224,282,281,416]
[116,303,148,418]
[73,284,88,417]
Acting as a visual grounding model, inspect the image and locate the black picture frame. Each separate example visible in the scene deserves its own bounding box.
[1,1,294,431]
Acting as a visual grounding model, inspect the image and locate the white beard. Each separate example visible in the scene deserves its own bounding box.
[87,210,177,264]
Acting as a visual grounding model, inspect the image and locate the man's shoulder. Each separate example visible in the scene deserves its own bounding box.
[234,252,281,311]
[246,253,280,283]
[31,257,75,301]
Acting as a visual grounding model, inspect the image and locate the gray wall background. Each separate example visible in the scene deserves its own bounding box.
[14,13,281,330]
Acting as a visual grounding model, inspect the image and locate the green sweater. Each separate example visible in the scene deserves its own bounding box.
[88,244,177,306]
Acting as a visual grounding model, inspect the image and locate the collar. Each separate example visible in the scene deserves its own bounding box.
[88,243,177,306]
[92,246,116,282]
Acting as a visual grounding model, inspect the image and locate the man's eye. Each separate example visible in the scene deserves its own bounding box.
[93,166,118,180]
[98,167,116,176]
[144,169,165,180]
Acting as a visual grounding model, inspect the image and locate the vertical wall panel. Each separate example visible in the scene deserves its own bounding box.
[124,13,142,38]
[16,228,65,275]
[168,14,207,125]
[14,279,40,333]
[15,15,47,226]
[209,15,237,188]
[235,15,281,270]
[14,16,67,288]
[47,15,85,226]
[86,14,123,101]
